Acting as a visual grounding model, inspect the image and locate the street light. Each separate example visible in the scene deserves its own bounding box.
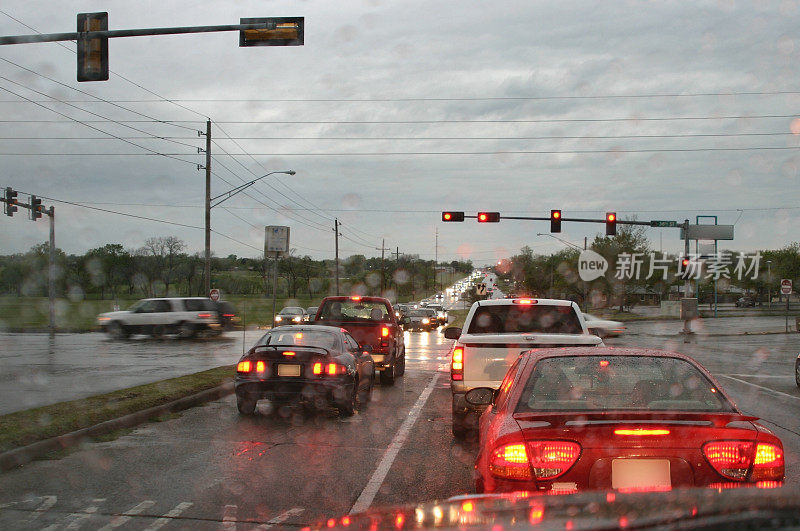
[204,170,295,294]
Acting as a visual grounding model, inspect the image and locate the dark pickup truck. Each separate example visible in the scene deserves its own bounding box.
[313,296,405,385]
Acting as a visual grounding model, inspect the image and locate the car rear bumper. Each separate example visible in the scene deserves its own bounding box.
[235,376,353,401]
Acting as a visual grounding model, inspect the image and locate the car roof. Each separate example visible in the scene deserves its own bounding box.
[522,346,696,362]
[322,296,391,303]
[475,298,576,307]
[269,324,340,334]
[279,307,305,312]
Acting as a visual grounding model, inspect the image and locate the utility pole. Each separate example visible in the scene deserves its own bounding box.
[435,228,439,295]
[334,218,340,295]
[393,247,401,261]
[203,119,211,295]
[48,206,55,332]
[376,239,390,294]
[683,219,692,341]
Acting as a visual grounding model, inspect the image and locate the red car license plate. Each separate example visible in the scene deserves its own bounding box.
[277,364,301,377]
[611,459,671,490]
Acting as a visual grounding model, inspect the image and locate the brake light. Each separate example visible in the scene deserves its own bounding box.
[614,428,670,436]
[237,361,252,373]
[327,363,338,375]
[451,347,464,381]
[197,313,212,318]
[702,440,785,481]
[752,443,785,481]
[283,351,296,357]
[527,441,581,480]
[489,443,531,480]
[381,327,390,337]
[256,361,266,372]
[313,362,322,375]
[223,314,235,317]
[514,299,536,305]
[350,296,361,301]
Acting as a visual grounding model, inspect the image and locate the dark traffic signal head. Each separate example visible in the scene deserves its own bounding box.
[605,212,617,236]
[441,211,465,222]
[550,210,562,233]
[76,12,109,82]
[30,195,42,220]
[4,187,17,217]
[476,212,500,223]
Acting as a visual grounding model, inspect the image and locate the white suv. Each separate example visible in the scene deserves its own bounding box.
[443,298,603,438]
[97,298,222,339]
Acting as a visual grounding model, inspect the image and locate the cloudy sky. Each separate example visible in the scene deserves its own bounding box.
[0,0,798,265]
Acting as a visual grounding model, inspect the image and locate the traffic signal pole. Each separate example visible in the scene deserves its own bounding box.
[204,120,211,295]
[683,219,691,341]
[48,207,55,332]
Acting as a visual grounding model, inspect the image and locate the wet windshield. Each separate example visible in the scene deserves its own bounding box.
[0,1,797,529]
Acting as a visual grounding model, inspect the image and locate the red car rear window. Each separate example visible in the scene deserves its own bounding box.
[515,356,734,413]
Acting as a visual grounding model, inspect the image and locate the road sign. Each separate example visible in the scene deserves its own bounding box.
[680,224,734,241]
[781,279,792,295]
[476,284,487,296]
[209,288,221,302]
[265,225,290,256]
[650,220,678,228]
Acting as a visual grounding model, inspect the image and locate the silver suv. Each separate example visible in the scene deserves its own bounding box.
[97,298,222,339]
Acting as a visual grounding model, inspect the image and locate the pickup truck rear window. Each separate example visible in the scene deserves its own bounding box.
[317,300,392,322]
[466,304,582,334]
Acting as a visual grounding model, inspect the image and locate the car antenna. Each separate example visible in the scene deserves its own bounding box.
[242,301,246,357]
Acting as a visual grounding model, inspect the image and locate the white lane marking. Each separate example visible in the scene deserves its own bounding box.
[222,504,238,531]
[718,374,800,402]
[143,502,193,531]
[27,496,58,522]
[350,372,440,514]
[726,374,794,379]
[54,498,105,530]
[97,500,155,531]
[256,507,305,529]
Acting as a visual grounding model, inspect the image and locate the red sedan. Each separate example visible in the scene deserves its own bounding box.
[471,347,785,494]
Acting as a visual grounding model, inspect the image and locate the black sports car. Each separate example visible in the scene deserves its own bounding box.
[235,325,375,416]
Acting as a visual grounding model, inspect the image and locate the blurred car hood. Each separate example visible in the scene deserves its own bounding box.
[312,484,797,529]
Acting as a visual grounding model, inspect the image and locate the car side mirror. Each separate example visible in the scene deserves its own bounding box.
[465,387,495,406]
[443,326,462,339]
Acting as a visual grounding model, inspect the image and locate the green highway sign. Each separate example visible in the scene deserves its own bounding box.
[650,220,678,228]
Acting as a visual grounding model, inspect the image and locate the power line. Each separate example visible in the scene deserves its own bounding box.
[5,146,797,155]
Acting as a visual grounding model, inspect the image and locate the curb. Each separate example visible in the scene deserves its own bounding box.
[0,381,234,472]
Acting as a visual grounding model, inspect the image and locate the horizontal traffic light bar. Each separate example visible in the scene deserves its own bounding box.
[441,211,655,226]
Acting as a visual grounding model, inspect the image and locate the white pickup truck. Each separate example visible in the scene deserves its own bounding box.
[443,297,603,438]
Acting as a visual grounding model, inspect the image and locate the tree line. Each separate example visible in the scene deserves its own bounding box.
[0,236,474,301]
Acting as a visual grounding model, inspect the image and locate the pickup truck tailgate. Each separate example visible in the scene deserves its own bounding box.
[459,333,602,388]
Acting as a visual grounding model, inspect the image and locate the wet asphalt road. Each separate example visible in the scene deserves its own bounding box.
[0,318,798,529]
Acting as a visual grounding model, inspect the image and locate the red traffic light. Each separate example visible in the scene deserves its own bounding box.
[605,212,617,236]
[551,209,562,233]
[441,211,465,222]
[477,212,500,223]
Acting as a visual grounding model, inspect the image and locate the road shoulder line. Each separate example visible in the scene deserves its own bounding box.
[349,372,440,514]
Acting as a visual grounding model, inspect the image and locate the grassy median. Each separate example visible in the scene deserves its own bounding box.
[0,365,234,453]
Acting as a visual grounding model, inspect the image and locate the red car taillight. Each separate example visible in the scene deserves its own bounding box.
[312,362,346,376]
[703,441,784,481]
[451,347,463,381]
[197,313,212,319]
[237,360,252,373]
[380,326,391,347]
[489,441,581,481]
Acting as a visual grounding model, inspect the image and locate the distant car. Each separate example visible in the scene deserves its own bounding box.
[235,325,375,416]
[795,352,800,389]
[426,303,449,325]
[274,307,307,326]
[306,307,318,321]
[471,347,785,493]
[735,296,757,307]
[582,313,626,337]
[403,308,439,331]
[213,300,239,331]
[97,297,221,339]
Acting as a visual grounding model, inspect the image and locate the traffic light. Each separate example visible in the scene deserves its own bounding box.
[4,187,17,217]
[550,210,562,233]
[678,257,692,280]
[476,212,500,223]
[441,211,465,222]
[605,212,617,236]
[239,17,304,47]
[30,195,42,220]
[77,13,109,82]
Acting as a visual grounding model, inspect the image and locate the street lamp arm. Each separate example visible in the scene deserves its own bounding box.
[536,233,583,250]
[210,170,295,208]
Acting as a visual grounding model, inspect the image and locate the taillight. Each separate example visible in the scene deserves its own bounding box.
[752,443,785,481]
[527,441,581,480]
[237,361,252,373]
[312,362,346,376]
[489,443,532,480]
[313,362,322,375]
[197,313,212,318]
[381,327,390,337]
[283,351,296,357]
[614,428,670,436]
[451,347,464,381]
[702,440,783,481]
[256,361,266,372]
